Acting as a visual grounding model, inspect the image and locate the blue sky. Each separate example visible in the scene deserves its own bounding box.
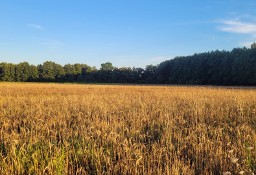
[1,0,256,68]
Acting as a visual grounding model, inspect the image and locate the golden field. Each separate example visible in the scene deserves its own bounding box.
[0,83,255,175]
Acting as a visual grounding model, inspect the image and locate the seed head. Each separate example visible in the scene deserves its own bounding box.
[230,157,238,164]
[246,146,253,151]
[238,171,245,175]
[228,149,234,154]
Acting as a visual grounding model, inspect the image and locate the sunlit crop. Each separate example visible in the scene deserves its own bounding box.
[0,83,255,174]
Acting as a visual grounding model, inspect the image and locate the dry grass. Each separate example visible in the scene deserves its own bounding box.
[0,83,255,175]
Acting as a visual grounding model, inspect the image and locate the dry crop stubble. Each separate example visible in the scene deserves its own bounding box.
[0,83,255,174]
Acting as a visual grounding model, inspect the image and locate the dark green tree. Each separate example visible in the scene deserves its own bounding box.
[0,63,16,81]
[15,62,30,82]
[144,64,158,83]
[100,62,114,71]
[38,61,65,82]
[64,64,75,81]
[29,65,39,81]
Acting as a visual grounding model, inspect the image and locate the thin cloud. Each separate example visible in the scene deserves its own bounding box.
[218,20,256,34]
[27,23,45,30]
[218,18,256,47]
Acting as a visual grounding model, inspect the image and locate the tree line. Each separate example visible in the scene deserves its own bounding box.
[1,47,256,85]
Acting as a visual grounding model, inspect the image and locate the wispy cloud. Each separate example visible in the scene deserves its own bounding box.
[27,23,45,30]
[217,18,256,47]
[218,20,256,34]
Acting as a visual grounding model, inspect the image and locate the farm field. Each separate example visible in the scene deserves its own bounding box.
[0,83,255,175]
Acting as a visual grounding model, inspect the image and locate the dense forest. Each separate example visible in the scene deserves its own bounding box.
[1,47,256,85]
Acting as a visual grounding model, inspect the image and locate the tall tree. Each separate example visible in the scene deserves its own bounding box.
[15,62,30,82]
[29,65,39,81]
[100,62,114,71]
[38,61,65,82]
[0,63,16,81]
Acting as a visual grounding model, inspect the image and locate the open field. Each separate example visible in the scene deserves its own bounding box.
[0,83,255,175]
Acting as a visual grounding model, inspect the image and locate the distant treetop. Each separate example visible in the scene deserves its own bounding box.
[251,42,256,49]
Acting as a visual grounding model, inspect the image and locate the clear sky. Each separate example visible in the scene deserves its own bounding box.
[1,0,256,68]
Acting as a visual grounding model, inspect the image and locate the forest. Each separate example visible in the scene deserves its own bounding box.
[0,47,256,85]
